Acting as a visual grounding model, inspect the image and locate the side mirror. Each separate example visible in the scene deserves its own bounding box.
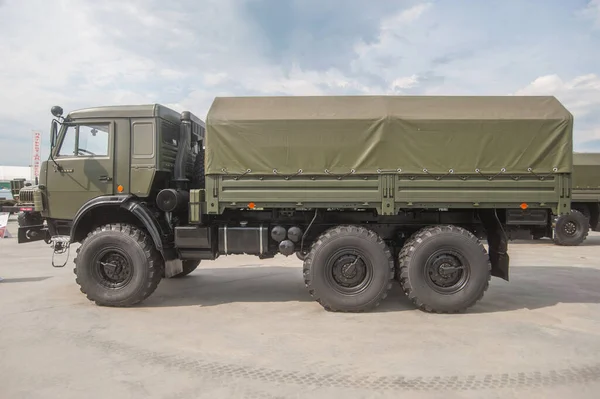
[51,105,63,118]
[50,120,58,148]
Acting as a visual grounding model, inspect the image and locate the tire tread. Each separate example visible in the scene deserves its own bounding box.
[553,209,589,246]
[303,225,394,312]
[74,223,163,307]
[397,225,491,314]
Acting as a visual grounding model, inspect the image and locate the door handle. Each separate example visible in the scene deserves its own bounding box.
[98,176,113,182]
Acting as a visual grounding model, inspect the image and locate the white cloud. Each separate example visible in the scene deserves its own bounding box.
[387,2,433,25]
[515,74,600,145]
[515,74,600,118]
[351,3,434,92]
[0,0,264,165]
[0,1,169,120]
[1,0,599,166]
[355,3,431,68]
[0,0,433,118]
[580,0,600,28]
[203,73,229,87]
[391,75,420,91]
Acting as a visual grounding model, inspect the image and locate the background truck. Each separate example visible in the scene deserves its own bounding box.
[15,95,577,313]
[0,178,42,225]
[571,152,600,231]
[508,152,600,245]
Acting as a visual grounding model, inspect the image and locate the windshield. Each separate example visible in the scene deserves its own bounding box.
[56,123,109,157]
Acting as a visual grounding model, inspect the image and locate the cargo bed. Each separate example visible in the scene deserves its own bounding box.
[203,95,573,216]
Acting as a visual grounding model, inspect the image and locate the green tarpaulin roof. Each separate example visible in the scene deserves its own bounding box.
[205,95,573,176]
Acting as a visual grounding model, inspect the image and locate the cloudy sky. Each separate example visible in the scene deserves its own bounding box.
[1,0,599,166]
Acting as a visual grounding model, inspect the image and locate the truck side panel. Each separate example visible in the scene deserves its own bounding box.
[206,175,381,214]
[203,173,570,216]
[395,174,570,215]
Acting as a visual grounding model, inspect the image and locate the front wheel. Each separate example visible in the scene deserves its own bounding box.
[74,224,164,307]
[397,225,491,313]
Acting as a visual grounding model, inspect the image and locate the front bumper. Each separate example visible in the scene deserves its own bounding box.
[1,205,35,213]
[18,224,49,244]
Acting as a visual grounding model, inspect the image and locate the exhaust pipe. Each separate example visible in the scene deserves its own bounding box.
[173,118,191,190]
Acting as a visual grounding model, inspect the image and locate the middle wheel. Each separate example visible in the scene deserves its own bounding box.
[303,225,394,312]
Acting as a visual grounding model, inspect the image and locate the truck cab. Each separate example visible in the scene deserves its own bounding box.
[18,104,205,252]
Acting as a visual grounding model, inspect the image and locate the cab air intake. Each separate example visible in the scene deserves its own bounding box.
[156,189,189,212]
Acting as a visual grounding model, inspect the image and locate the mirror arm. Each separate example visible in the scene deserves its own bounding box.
[49,118,63,172]
[49,145,62,172]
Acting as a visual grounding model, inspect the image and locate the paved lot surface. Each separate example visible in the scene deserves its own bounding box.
[1,217,600,398]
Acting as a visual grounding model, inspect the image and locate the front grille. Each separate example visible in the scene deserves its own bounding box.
[19,188,34,203]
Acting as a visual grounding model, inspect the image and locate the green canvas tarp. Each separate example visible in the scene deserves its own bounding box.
[205,95,573,176]
[573,152,600,188]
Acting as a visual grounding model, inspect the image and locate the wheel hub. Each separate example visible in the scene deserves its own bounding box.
[331,254,367,288]
[425,253,469,293]
[96,251,132,288]
[564,221,577,236]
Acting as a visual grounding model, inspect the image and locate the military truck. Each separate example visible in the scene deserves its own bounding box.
[572,152,600,230]
[0,178,43,226]
[15,95,578,313]
[509,152,600,245]
[1,178,31,214]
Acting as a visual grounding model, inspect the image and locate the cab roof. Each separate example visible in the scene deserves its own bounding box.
[67,104,201,126]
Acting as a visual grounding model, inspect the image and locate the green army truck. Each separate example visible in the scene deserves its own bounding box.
[570,152,600,231]
[15,95,578,313]
[514,152,600,245]
[1,178,43,227]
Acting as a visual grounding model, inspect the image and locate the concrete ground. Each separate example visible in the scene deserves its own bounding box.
[1,217,600,399]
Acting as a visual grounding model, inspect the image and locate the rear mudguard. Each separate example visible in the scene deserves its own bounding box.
[479,209,510,281]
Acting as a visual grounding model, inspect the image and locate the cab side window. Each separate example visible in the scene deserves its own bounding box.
[57,125,76,157]
[57,123,110,157]
[78,124,109,156]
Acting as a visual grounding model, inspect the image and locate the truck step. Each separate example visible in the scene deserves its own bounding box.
[50,235,71,268]
[50,235,70,244]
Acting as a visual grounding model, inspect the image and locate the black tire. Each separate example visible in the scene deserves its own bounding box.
[191,146,205,189]
[17,211,42,227]
[553,210,589,246]
[170,260,200,278]
[303,225,394,312]
[572,204,592,230]
[397,225,491,314]
[74,223,164,307]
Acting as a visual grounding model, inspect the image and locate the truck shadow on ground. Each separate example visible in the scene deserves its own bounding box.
[467,266,600,313]
[508,234,600,246]
[0,276,53,283]
[141,265,600,314]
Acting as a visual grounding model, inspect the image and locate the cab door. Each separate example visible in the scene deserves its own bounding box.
[46,120,114,220]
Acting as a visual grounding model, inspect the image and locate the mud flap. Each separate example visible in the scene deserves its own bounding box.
[164,258,184,278]
[479,210,509,281]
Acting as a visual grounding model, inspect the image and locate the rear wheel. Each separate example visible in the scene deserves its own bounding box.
[397,225,491,313]
[553,210,589,246]
[74,223,163,307]
[303,225,394,312]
